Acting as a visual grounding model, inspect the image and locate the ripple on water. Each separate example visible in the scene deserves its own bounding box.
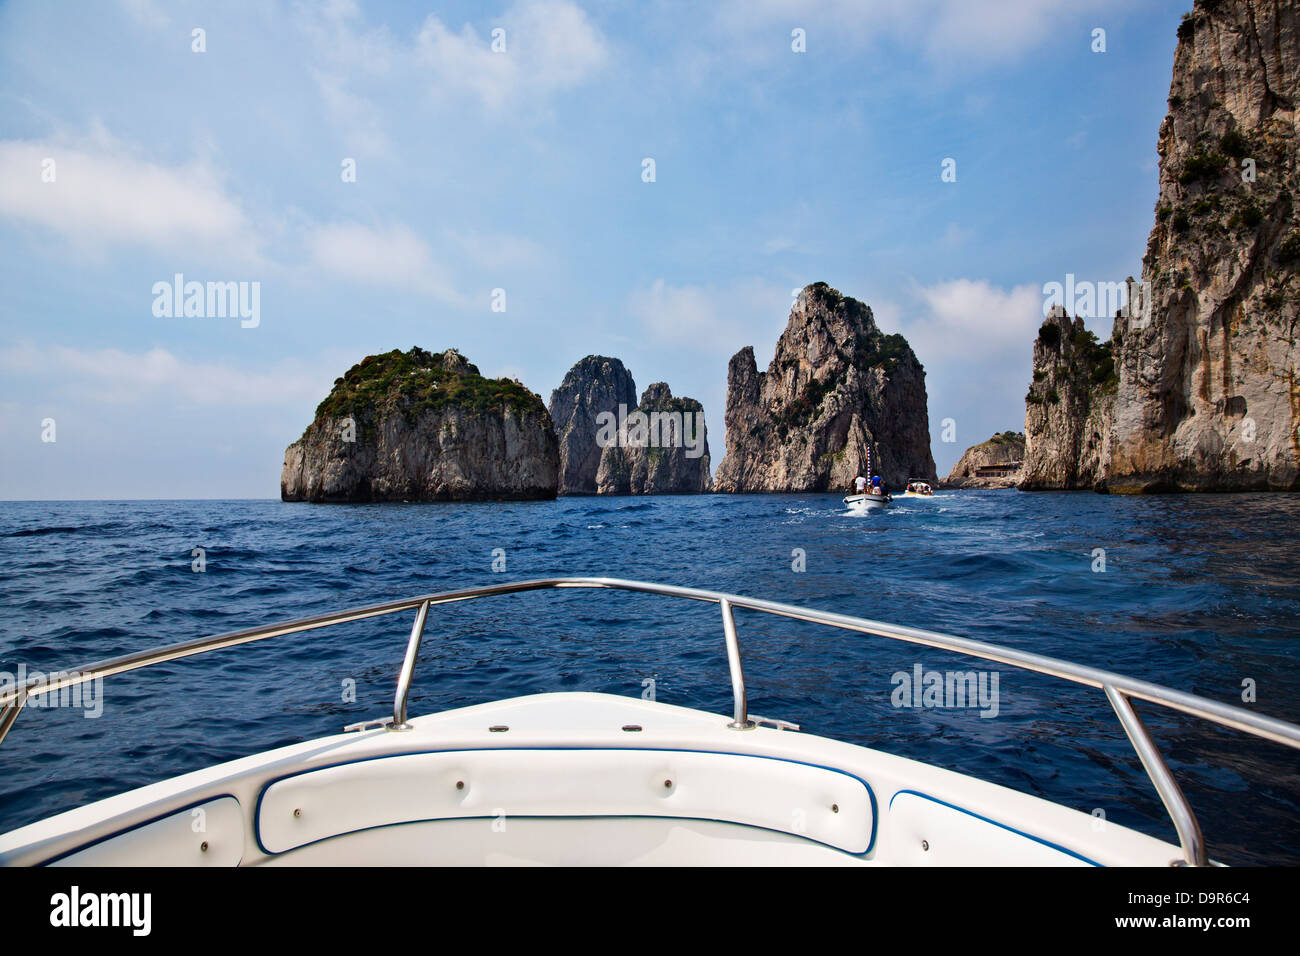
[0,492,1298,863]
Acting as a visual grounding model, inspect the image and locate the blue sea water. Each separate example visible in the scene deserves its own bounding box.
[1,491,1298,865]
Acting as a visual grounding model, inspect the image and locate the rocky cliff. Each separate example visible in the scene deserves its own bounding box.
[1110,0,1300,491]
[713,282,935,492]
[595,383,711,494]
[548,355,637,495]
[1021,306,1117,489]
[1025,0,1300,492]
[281,347,558,502]
[944,431,1026,489]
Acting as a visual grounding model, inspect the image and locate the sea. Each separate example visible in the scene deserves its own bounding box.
[1,491,1298,865]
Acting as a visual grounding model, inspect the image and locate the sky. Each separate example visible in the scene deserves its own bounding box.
[0,0,1189,499]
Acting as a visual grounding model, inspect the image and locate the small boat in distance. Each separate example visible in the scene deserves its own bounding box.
[901,479,934,497]
[845,446,892,509]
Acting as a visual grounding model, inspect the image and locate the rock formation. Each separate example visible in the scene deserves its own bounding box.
[549,358,712,495]
[281,347,558,502]
[1025,0,1300,492]
[1021,306,1116,489]
[713,282,936,492]
[944,431,1027,489]
[595,383,712,494]
[548,356,637,495]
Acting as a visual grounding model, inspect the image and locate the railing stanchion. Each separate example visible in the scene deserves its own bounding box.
[3,576,1298,865]
[0,691,26,748]
[391,600,430,731]
[720,598,754,730]
[1106,684,1207,866]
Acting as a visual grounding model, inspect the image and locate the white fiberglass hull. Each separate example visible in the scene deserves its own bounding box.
[844,494,890,509]
[0,693,1182,867]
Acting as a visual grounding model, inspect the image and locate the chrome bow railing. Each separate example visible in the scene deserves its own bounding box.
[3,576,1300,866]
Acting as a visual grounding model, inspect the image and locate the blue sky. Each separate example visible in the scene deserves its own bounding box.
[0,0,1188,499]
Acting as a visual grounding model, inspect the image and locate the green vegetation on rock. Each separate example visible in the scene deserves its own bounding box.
[1277,231,1300,264]
[1179,149,1228,184]
[1220,128,1251,159]
[311,347,548,435]
[857,331,916,372]
[1029,318,1117,408]
[1069,326,1118,392]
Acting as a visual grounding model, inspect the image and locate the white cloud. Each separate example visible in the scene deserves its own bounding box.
[295,0,606,149]
[715,0,1119,72]
[0,134,260,260]
[885,278,1041,474]
[449,229,544,269]
[297,0,398,75]
[416,0,609,109]
[0,343,340,407]
[902,278,1042,364]
[629,277,791,357]
[306,222,463,302]
[313,69,390,156]
[118,0,170,29]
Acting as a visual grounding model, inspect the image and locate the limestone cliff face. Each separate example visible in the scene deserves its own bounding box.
[1021,307,1117,490]
[595,383,711,494]
[1026,0,1300,491]
[944,431,1025,489]
[281,348,558,502]
[1108,0,1300,491]
[548,356,637,495]
[713,282,935,492]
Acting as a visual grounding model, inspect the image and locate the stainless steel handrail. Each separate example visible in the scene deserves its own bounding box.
[3,576,1298,865]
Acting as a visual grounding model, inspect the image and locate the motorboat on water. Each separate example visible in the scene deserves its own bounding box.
[845,447,892,509]
[901,479,935,497]
[2,577,1297,867]
[843,492,891,510]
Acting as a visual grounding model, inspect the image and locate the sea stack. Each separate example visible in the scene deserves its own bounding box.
[1024,0,1300,492]
[1021,306,1115,490]
[595,383,712,494]
[281,347,559,502]
[547,356,637,495]
[713,282,935,492]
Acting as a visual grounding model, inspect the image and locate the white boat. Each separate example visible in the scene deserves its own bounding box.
[844,492,891,509]
[845,447,892,508]
[2,577,1296,867]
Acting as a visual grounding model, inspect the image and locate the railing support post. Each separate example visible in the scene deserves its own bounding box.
[390,600,430,732]
[1105,684,1207,866]
[720,598,754,730]
[0,691,27,748]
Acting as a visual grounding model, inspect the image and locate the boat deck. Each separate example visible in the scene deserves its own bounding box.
[0,692,1177,866]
